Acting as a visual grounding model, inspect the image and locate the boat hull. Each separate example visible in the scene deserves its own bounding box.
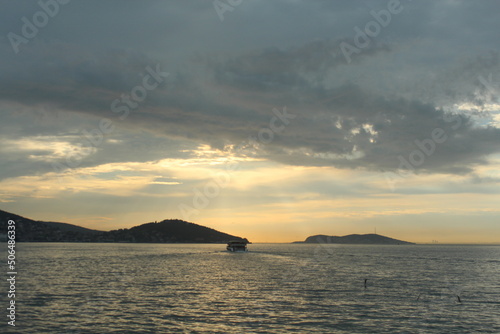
[226,246,247,252]
[226,240,248,252]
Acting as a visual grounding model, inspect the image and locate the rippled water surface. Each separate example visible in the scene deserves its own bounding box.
[3,243,500,333]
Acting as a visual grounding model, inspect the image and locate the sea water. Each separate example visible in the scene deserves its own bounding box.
[2,243,499,333]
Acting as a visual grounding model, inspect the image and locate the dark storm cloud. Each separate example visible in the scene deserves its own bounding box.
[210,39,391,91]
[1,0,500,178]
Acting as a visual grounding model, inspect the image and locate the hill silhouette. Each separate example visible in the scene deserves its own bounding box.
[294,234,414,245]
[0,210,247,243]
[105,220,248,243]
[0,209,101,242]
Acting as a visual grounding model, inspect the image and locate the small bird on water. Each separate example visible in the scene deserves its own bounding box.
[364,279,368,289]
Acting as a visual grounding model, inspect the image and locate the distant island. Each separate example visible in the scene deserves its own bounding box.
[294,234,414,245]
[0,210,248,243]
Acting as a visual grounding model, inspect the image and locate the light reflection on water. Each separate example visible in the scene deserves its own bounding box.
[3,243,500,333]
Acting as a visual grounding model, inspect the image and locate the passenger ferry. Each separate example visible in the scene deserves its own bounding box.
[226,240,248,252]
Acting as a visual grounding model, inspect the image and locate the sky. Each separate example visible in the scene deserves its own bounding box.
[1,0,499,243]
